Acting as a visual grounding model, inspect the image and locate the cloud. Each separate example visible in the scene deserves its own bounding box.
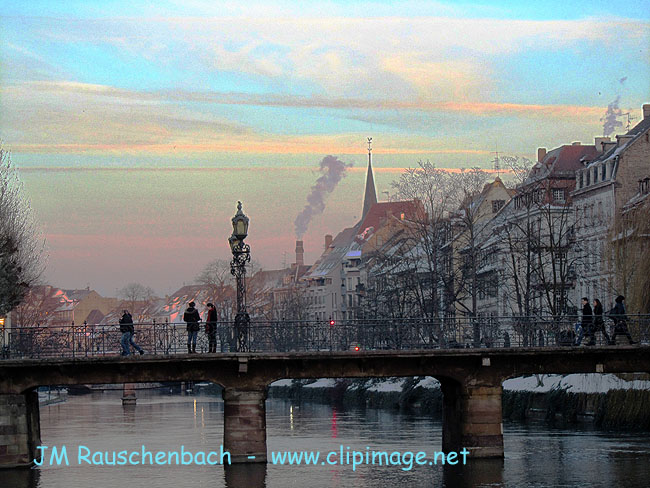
[15,15,647,101]
[10,80,605,116]
[0,80,608,155]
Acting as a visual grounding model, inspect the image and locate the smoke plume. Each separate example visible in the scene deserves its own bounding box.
[601,95,623,136]
[294,155,353,238]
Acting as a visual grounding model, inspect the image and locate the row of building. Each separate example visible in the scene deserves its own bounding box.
[291,103,650,322]
[2,105,648,336]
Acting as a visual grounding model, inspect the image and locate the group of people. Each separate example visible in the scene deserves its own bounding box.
[576,295,636,346]
[183,301,218,354]
[118,302,219,356]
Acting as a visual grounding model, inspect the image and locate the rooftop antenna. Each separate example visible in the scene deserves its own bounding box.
[621,112,636,131]
[492,145,500,177]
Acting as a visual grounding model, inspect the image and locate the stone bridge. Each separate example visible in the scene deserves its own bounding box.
[1,346,649,468]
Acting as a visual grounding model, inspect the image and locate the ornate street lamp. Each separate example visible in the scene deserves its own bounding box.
[229,201,251,352]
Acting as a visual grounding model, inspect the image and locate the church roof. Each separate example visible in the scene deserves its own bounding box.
[361,151,377,219]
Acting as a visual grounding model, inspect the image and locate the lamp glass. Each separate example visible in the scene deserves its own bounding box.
[235,219,248,239]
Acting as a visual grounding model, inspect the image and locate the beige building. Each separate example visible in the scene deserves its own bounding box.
[572,104,650,310]
[440,176,516,318]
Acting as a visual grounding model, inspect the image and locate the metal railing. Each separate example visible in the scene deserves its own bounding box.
[1,315,649,360]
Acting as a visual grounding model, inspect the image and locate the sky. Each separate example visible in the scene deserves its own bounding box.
[0,1,648,296]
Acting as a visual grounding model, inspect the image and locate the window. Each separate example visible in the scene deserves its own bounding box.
[586,170,590,186]
[552,189,565,203]
[492,200,505,213]
[579,172,584,188]
[601,164,606,181]
[593,167,598,183]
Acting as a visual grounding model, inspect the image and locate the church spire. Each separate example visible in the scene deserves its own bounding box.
[362,137,378,219]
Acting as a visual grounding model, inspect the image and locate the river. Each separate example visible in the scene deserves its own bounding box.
[4,388,650,487]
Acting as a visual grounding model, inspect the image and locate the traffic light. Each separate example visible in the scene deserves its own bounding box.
[329,319,335,326]
[353,345,360,351]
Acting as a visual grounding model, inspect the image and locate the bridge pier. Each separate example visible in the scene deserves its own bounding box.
[0,391,41,468]
[122,383,137,406]
[222,386,267,463]
[441,380,504,458]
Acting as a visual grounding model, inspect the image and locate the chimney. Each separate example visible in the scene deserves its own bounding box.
[324,234,333,249]
[594,136,611,153]
[617,134,634,147]
[537,147,547,162]
[295,240,304,267]
[643,104,650,120]
[571,141,581,146]
[602,140,617,153]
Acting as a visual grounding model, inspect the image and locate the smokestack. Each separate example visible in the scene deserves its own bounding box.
[325,234,333,249]
[537,147,547,162]
[643,104,650,120]
[295,240,304,267]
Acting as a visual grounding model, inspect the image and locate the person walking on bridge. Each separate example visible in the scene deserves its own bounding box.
[184,301,201,353]
[575,297,593,346]
[591,299,610,345]
[119,310,144,356]
[609,295,636,345]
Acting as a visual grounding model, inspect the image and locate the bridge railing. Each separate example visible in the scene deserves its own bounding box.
[1,315,649,359]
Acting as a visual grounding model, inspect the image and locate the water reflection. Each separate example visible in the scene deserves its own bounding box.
[3,390,650,487]
[224,464,267,488]
[3,466,40,488]
[443,459,504,488]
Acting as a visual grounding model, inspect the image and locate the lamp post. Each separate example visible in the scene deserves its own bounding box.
[229,201,251,352]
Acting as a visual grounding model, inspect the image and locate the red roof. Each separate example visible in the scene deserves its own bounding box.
[356,201,423,239]
[544,144,599,174]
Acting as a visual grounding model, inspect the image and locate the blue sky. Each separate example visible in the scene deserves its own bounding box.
[0,1,648,292]
[2,0,648,163]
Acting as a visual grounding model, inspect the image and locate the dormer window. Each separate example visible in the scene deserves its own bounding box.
[492,200,505,213]
[579,172,584,188]
[593,167,598,183]
[601,164,606,181]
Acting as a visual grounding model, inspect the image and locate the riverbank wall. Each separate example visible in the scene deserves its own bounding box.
[269,374,650,430]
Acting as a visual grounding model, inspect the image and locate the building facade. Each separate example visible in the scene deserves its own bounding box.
[572,104,650,311]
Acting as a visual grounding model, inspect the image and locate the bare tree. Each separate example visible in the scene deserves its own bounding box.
[499,156,535,185]
[0,146,45,316]
[197,259,231,294]
[117,282,155,314]
[196,259,235,320]
[270,283,311,321]
[389,162,489,322]
[607,197,650,313]
[451,168,491,322]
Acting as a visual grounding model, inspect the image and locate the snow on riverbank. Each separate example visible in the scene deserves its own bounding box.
[272,373,650,395]
[503,374,650,393]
